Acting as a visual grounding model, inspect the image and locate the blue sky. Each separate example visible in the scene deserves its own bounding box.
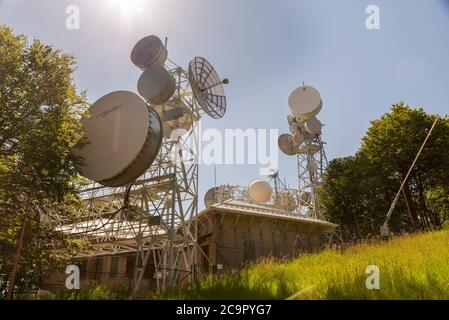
[1,0,449,205]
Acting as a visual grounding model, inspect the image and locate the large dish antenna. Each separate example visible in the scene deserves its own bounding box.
[137,65,176,105]
[189,57,227,119]
[248,180,272,203]
[278,133,298,156]
[288,86,322,120]
[304,117,323,135]
[72,91,163,187]
[131,35,167,70]
[293,131,305,145]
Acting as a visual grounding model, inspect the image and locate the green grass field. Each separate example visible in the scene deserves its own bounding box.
[157,230,449,300]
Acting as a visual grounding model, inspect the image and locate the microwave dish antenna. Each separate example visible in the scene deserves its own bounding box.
[72,91,163,187]
[278,133,298,156]
[131,35,167,70]
[304,117,323,135]
[189,57,227,119]
[248,180,273,203]
[137,65,176,105]
[288,86,322,120]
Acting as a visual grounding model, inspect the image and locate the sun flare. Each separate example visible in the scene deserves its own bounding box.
[106,0,147,17]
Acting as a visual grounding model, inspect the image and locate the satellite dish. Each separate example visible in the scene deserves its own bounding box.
[293,131,305,146]
[204,186,232,208]
[204,187,219,208]
[248,180,272,203]
[288,86,322,120]
[72,91,163,187]
[304,117,323,135]
[278,134,298,156]
[189,57,227,119]
[307,160,319,172]
[289,122,299,135]
[131,35,167,70]
[137,65,176,105]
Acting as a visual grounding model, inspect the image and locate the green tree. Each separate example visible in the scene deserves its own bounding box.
[321,103,449,238]
[0,25,87,298]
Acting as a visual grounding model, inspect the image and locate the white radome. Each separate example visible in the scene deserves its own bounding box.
[137,65,176,105]
[293,131,305,146]
[131,35,167,70]
[288,86,322,120]
[278,133,298,156]
[248,180,273,203]
[306,160,319,172]
[304,116,323,135]
[72,91,163,187]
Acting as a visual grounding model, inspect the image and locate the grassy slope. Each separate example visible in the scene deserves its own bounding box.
[158,230,449,300]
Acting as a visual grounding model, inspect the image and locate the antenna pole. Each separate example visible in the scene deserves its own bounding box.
[214,164,217,188]
[381,118,438,235]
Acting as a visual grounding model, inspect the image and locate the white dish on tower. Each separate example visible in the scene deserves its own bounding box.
[248,180,272,203]
[138,65,176,105]
[72,91,163,187]
[204,187,219,208]
[131,35,167,70]
[288,86,322,120]
[307,160,319,172]
[293,131,305,146]
[278,133,298,156]
[304,117,323,135]
[189,57,227,119]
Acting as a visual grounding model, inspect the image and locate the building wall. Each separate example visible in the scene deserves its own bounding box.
[196,211,326,273]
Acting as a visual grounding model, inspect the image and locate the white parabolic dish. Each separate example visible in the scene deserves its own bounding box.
[278,133,298,156]
[304,117,323,135]
[138,65,176,105]
[248,180,272,203]
[131,35,167,70]
[288,86,322,120]
[73,91,163,187]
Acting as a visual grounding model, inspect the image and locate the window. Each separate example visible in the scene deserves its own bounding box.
[126,256,135,279]
[110,256,119,278]
[95,258,103,280]
[243,240,256,262]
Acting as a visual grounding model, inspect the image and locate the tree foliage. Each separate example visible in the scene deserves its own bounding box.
[0,25,88,297]
[321,103,449,238]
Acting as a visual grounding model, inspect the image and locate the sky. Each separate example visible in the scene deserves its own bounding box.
[1,0,449,207]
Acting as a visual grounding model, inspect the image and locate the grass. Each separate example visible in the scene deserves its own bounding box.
[155,230,449,300]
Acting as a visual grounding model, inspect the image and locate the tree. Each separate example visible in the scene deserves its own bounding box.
[321,103,449,238]
[0,25,88,298]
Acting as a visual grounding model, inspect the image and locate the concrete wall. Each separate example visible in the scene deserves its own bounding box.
[196,211,326,273]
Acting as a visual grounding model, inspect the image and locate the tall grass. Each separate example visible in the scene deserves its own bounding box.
[156,230,449,300]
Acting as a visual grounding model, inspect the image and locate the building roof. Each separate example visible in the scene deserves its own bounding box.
[196,199,337,229]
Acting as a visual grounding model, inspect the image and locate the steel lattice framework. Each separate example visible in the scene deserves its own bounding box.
[296,135,328,220]
[52,60,206,294]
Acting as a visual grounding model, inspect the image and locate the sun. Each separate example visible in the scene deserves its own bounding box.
[106,0,147,16]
